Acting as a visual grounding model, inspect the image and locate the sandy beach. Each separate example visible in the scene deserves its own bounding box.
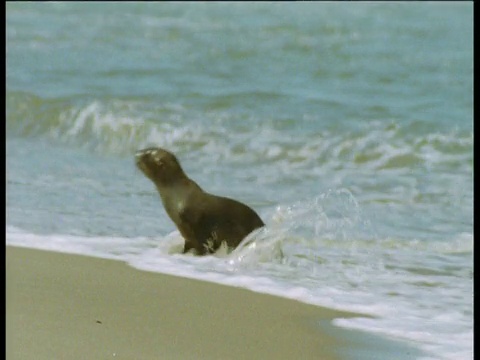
[6,246,421,360]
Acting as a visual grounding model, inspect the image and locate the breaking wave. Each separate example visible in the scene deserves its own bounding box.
[6,91,473,174]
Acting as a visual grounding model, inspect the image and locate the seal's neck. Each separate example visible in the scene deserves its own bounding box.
[155,177,202,202]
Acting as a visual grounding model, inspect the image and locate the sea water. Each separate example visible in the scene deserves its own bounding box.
[6,3,473,359]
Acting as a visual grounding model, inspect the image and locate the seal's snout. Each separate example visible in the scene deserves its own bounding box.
[135,150,148,167]
[136,147,161,157]
[135,148,156,181]
[135,148,158,163]
[135,149,146,159]
[135,148,155,169]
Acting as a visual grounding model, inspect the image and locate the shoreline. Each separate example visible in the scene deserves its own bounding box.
[6,246,422,359]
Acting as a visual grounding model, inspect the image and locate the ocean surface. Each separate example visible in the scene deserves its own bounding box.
[6,3,473,359]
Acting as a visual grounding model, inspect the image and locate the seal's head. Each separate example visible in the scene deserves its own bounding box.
[135,147,186,186]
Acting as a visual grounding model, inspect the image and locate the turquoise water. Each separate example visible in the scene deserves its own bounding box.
[6,3,473,359]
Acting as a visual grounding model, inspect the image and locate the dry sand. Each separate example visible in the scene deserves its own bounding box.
[6,246,421,360]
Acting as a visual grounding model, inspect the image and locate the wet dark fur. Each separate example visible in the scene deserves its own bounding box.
[136,147,264,255]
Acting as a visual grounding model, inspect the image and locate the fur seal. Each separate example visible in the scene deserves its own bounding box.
[135,147,265,255]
